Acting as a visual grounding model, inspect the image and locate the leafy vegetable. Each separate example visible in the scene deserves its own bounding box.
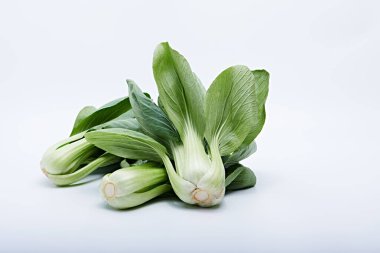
[152,43,224,206]
[86,42,269,207]
[41,42,269,209]
[100,162,171,209]
[41,97,137,186]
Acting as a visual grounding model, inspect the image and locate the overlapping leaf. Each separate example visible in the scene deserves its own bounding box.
[153,42,205,138]
[127,79,179,148]
[205,66,258,156]
[85,128,166,162]
[225,164,256,190]
[223,140,257,168]
[241,70,269,147]
[70,97,132,136]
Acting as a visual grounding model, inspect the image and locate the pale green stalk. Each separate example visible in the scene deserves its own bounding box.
[40,132,100,175]
[100,163,171,209]
[43,153,121,186]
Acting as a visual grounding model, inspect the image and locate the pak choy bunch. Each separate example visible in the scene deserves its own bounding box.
[85,42,269,207]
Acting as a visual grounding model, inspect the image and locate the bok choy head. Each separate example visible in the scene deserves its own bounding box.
[40,97,140,186]
[100,162,171,209]
[153,43,269,206]
[85,42,269,207]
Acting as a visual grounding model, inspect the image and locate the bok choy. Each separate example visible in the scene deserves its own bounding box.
[100,162,171,209]
[41,41,269,209]
[85,42,269,207]
[41,97,140,186]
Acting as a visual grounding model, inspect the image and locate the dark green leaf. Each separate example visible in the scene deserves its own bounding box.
[71,106,97,133]
[225,164,256,191]
[90,112,141,132]
[127,79,179,147]
[70,97,132,136]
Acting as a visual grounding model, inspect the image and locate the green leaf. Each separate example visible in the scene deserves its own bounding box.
[70,97,132,136]
[91,112,141,132]
[153,42,205,138]
[157,96,169,119]
[205,65,258,156]
[225,164,256,191]
[72,106,97,132]
[85,128,166,162]
[127,79,179,147]
[98,97,129,109]
[100,118,140,132]
[223,140,257,168]
[241,69,270,147]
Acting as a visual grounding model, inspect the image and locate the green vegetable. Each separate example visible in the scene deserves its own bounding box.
[153,43,267,206]
[86,42,269,207]
[41,97,137,186]
[100,162,171,209]
[41,41,269,209]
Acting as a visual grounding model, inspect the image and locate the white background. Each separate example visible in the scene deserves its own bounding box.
[1,0,379,252]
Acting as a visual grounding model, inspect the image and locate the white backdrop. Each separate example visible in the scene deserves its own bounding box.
[1,0,379,252]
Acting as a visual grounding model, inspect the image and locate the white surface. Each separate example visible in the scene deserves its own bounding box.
[1,0,379,252]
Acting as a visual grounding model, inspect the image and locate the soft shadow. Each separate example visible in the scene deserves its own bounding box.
[38,178,59,189]
[97,190,245,212]
[89,165,118,175]
[38,176,101,188]
[97,194,224,212]
[165,196,224,211]
[225,186,257,196]
[97,195,171,212]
